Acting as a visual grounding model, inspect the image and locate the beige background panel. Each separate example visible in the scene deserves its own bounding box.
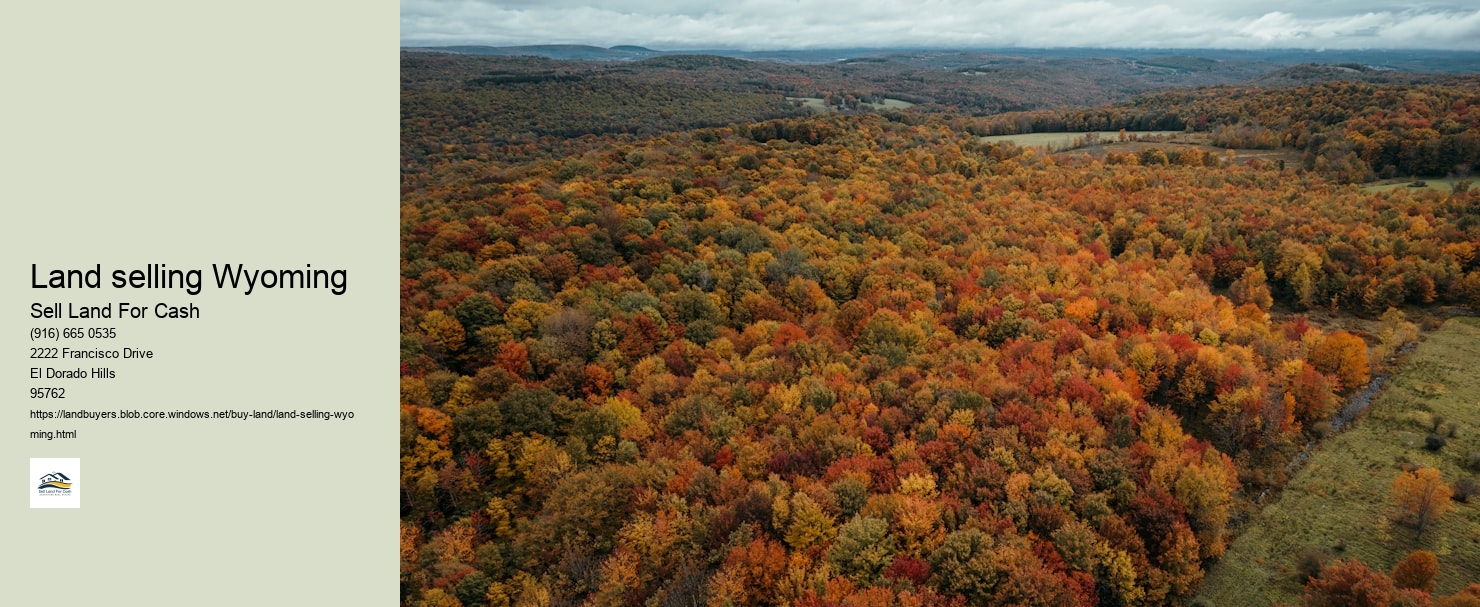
[1,2,398,604]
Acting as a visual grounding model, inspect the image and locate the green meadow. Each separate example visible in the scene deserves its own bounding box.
[1197,317,1480,605]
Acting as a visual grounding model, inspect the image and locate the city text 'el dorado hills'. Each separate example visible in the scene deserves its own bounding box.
[30,263,348,295]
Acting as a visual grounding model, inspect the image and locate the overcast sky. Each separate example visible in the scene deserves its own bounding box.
[401,1,1480,50]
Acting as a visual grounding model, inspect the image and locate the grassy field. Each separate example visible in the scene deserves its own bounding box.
[872,98,914,109]
[1196,317,1480,606]
[786,96,915,113]
[977,130,1181,149]
[1361,176,1473,193]
[979,131,1310,166]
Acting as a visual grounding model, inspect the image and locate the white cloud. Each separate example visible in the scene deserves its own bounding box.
[400,1,1480,50]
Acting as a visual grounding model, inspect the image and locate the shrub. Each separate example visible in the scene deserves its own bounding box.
[1453,477,1480,503]
[1294,546,1329,582]
[1425,434,1447,452]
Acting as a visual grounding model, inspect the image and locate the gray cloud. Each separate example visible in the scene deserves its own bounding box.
[401,1,1480,50]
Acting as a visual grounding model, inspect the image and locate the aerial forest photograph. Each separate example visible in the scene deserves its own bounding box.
[399,2,1480,606]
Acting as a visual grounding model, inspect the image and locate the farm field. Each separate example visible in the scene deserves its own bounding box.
[1088,138,1305,166]
[787,96,915,112]
[979,130,1307,167]
[1196,317,1480,606]
[1361,176,1473,193]
[978,130,1181,149]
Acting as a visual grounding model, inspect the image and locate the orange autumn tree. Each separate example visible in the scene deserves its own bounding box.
[1228,264,1273,310]
[1392,467,1454,538]
[1308,331,1371,393]
[1391,549,1439,593]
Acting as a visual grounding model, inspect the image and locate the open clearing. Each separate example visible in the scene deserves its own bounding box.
[873,98,914,109]
[980,131,1307,166]
[1361,176,1473,193]
[786,96,915,113]
[978,130,1181,149]
[1196,317,1480,606]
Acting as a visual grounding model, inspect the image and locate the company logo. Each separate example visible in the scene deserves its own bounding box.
[30,458,81,508]
[38,472,73,491]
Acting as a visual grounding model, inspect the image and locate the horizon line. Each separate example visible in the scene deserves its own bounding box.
[400,44,1480,53]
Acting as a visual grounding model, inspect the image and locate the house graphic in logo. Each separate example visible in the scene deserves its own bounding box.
[38,472,73,490]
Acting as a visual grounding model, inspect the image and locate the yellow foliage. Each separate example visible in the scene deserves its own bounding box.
[599,397,651,440]
[420,310,465,353]
[897,473,939,498]
[783,493,836,550]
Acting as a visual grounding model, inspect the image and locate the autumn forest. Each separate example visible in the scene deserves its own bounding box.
[401,49,1480,607]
